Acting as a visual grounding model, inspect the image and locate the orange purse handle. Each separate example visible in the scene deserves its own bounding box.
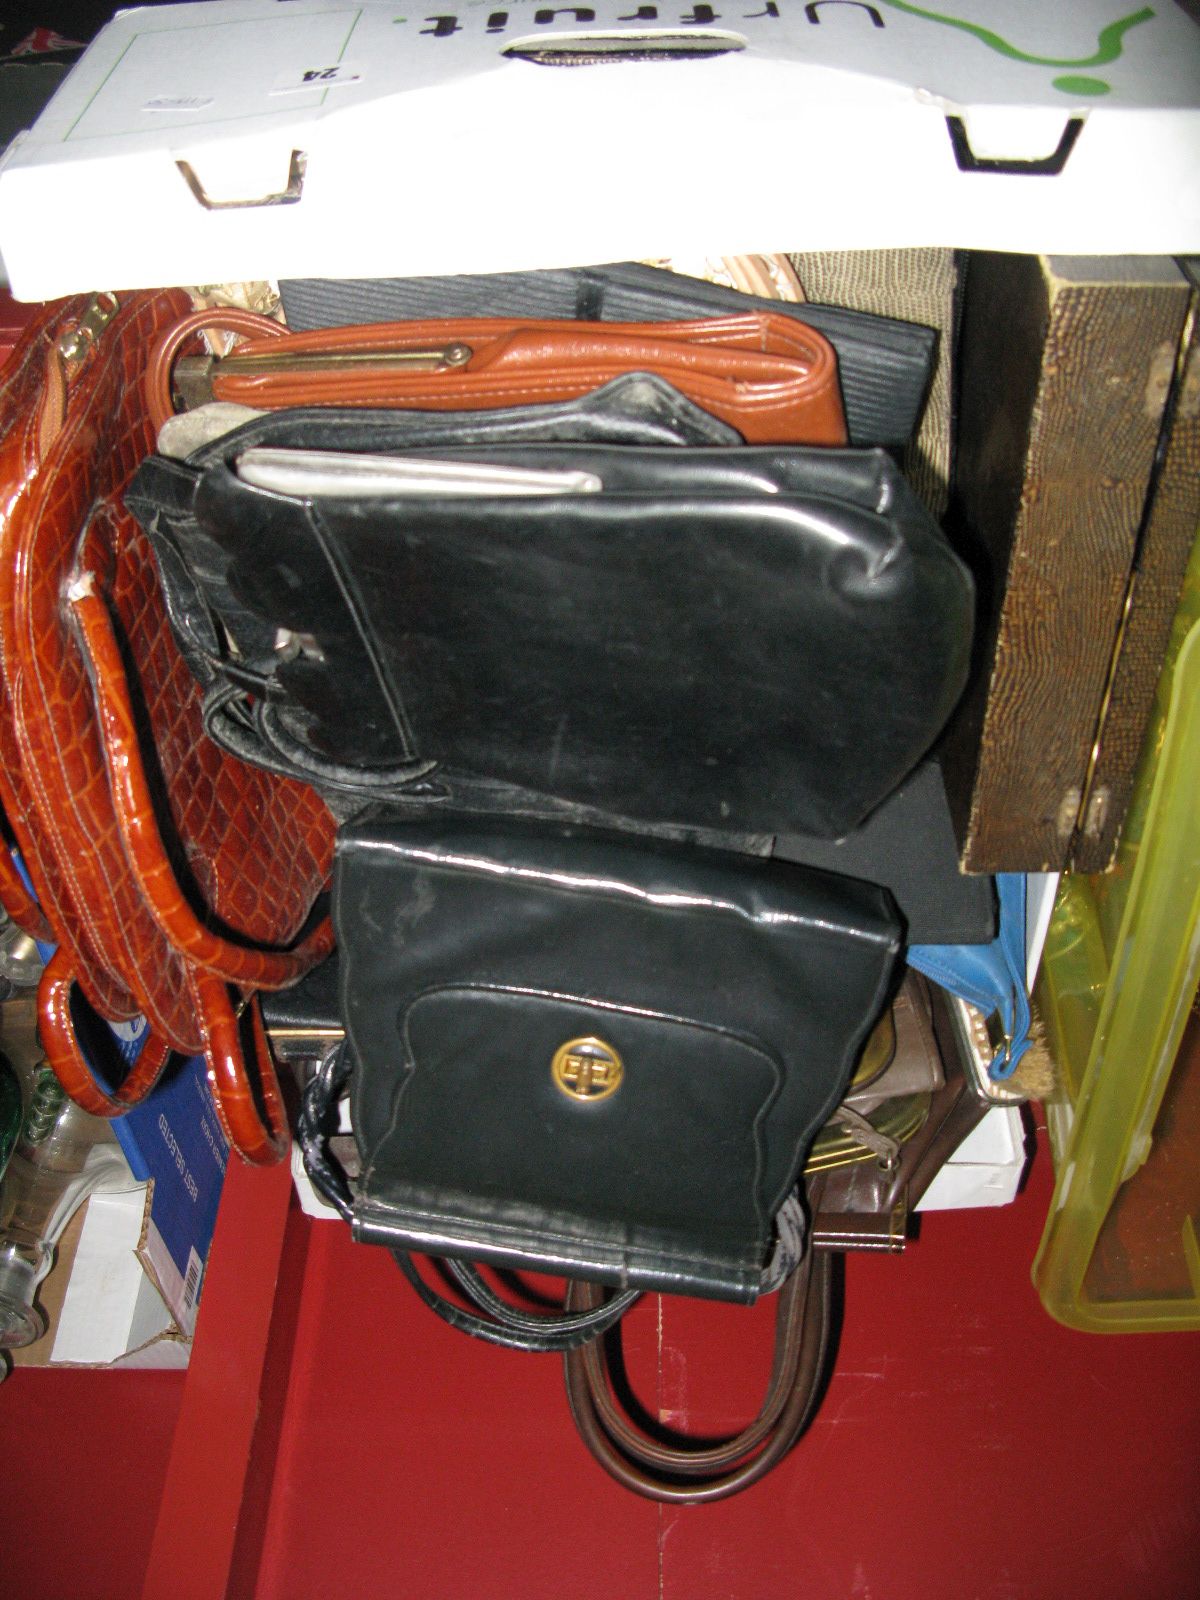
[38,950,171,1113]
[186,971,289,1165]
[40,952,288,1165]
[68,578,334,989]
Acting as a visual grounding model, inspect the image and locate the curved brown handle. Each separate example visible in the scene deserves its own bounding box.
[144,306,287,433]
[187,972,288,1166]
[38,949,172,1115]
[68,580,334,990]
[563,1250,832,1502]
[39,950,288,1165]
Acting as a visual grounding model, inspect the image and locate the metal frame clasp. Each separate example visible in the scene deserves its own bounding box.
[57,291,119,363]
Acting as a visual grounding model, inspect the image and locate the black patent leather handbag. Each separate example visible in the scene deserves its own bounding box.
[309,815,900,1300]
[127,434,973,838]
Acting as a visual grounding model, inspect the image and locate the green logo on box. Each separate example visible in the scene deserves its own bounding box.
[876,0,1154,95]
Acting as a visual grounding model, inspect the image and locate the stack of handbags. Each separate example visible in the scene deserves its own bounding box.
[124,272,969,839]
[0,264,979,1496]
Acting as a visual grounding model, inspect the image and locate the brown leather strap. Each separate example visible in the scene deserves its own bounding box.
[570,1259,807,1473]
[562,1249,832,1503]
[145,306,285,432]
[68,579,334,989]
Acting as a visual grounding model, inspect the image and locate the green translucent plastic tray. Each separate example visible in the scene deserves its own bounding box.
[1034,531,1200,1332]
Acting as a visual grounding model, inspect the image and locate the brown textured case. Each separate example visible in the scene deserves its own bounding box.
[943,253,1197,872]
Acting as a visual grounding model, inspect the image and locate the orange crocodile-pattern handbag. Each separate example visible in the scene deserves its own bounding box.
[0,291,335,1163]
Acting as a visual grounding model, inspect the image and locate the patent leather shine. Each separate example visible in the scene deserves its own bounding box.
[176,442,973,837]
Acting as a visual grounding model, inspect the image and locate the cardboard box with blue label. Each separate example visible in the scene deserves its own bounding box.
[107,1019,228,1336]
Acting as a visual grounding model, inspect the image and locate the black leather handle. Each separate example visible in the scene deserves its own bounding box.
[297,1038,641,1352]
[297,1040,355,1221]
[393,1253,639,1354]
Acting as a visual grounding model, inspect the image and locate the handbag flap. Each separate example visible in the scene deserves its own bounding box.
[339,818,900,1299]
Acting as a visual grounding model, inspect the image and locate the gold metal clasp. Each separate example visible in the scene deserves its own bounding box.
[218,343,474,376]
[551,1036,624,1102]
[57,291,119,363]
[173,342,473,410]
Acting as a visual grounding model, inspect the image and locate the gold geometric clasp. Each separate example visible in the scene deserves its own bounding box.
[551,1036,623,1102]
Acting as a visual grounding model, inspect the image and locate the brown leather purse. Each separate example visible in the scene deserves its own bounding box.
[0,292,335,1164]
[144,307,848,445]
[560,975,988,1501]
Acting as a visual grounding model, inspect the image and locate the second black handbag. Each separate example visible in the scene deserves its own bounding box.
[330,815,901,1301]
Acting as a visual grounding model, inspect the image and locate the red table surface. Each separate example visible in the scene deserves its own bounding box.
[3,1123,1200,1600]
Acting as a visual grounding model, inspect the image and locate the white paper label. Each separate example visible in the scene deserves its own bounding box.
[144,94,216,112]
[270,63,363,94]
[181,1246,204,1320]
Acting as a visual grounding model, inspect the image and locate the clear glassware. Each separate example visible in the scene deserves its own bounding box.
[0,908,45,997]
[0,1050,20,1184]
[0,1064,135,1349]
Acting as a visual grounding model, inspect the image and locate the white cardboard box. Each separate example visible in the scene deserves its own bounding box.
[917,1104,1028,1211]
[50,1188,191,1369]
[10,1184,194,1370]
[1,0,1198,298]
